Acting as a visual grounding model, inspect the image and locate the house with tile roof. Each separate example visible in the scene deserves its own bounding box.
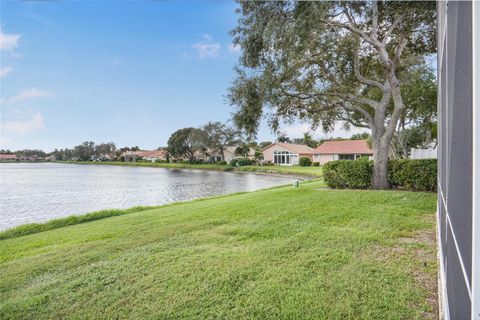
[0,154,17,161]
[261,142,315,165]
[261,140,373,166]
[123,150,168,162]
[313,140,373,164]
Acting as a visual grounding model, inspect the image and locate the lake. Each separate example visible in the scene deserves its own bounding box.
[0,162,300,230]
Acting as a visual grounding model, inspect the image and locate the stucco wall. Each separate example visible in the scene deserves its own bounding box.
[262,144,296,163]
[313,154,335,165]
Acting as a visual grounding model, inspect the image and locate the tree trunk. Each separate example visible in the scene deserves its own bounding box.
[220,148,225,162]
[371,135,390,189]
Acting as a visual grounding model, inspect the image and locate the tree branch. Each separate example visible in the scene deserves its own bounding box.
[393,36,408,66]
[371,1,379,40]
[353,47,386,90]
[324,20,380,48]
[382,15,403,45]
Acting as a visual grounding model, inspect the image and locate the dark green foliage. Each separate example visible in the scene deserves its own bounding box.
[0,207,153,240]
[231,158,254,166]
[323,160,374,189]
[167,127,207,161]
[299,157,312,167]
[323,159,437,191]
[217,161,227,165]
[389,159,437,192]
[313,162,320,167]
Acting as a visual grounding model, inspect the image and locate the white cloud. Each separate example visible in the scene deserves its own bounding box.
[193,42,220,59]
[193,34,220,59]
[228,43,241,53]
[0,67,13,79]
[1,112,44,136]
[2,88,50,105]
[0,30,21,51]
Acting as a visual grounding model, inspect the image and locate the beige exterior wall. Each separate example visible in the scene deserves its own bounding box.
[313,154,335,165]
[262,144,296,163]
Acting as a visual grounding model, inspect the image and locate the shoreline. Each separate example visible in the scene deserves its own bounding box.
[0,180,319,240]
[58,161,324,178]
[0,180,437,319]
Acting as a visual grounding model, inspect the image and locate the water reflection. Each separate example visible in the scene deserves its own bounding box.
[0,163,299,230]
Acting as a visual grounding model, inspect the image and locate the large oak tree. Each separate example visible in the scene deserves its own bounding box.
[228,1,436,189]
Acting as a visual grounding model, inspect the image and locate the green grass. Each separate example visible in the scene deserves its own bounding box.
[0,180,437,319]
[0,206,154,240]
[236,165,323,177]
[63,161,324,177]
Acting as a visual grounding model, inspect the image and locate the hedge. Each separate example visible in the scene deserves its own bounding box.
[299,157,312,167]
[323,159,437,191]
[323,160,373,189]
[388,159,437,192]
[230,158,255,166]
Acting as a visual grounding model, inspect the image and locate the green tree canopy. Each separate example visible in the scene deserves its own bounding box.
[229,1,436,188]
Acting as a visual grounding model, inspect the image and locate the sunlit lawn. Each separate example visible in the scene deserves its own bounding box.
[0,180,437,319]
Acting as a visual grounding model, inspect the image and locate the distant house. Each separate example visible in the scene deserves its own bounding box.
[18,155,38,161]
[123,150,167,162]
[313,140,373,164]
[261,142,315,165]
[0,154,17,161]
[208,146,256,163]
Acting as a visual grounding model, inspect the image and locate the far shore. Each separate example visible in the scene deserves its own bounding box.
[57,161,324,178]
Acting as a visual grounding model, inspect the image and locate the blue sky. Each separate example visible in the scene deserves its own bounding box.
[1,0,362,152]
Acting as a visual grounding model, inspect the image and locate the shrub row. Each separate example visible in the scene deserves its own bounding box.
[323,160,373,189]
[230,158,255,166]
[299,157,312,166]
[388,159,437,192]
[323,159,437,191]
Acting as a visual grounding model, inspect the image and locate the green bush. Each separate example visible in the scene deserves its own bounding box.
[299,157,312,167]
[323,160,373,189]
[230,158,254,166]
[313,162,320,167]
[323,159,437,191]
[217,161,227,165]
[389,159,437,192]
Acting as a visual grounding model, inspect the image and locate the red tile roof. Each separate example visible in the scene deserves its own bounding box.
[139,150,167,158]
[262,142,315,154]
[315,140,372,155]
[0,154,17,160]
[124,150,167,158]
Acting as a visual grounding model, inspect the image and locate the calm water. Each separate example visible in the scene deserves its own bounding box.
[0,163,299,230]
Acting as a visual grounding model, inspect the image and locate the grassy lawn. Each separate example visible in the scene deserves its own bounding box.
[237,165,323,177]
[63,161,324,177]
[0,180,437,319]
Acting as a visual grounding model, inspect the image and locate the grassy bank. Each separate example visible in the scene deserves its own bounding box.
[63,161,323,177]
[0,180,437,319]
[0,206,153,240]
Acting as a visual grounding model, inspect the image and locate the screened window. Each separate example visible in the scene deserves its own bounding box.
[273,150,298,165]
[339,154,355,160]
